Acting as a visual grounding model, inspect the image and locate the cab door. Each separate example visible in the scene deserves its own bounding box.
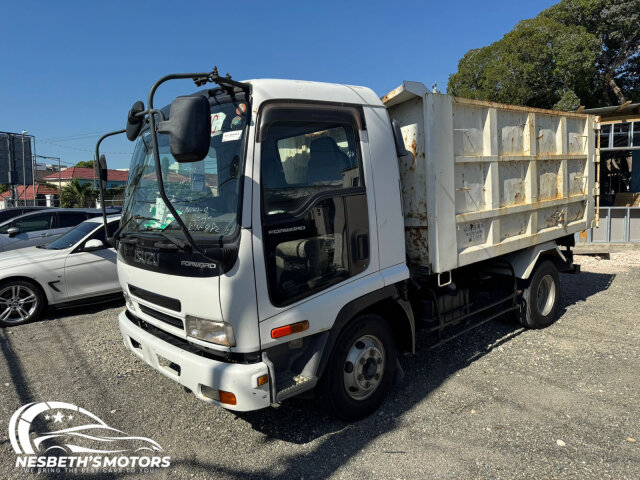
[253,104,375,321]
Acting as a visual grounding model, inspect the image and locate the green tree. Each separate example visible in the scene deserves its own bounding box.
[542,0,640,105]
[0,184,8,194]
[448,0,639,108]
[75,160,95,168]
[60,179,94,208]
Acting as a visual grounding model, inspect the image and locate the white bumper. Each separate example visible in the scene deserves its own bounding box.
[118,311,271,412]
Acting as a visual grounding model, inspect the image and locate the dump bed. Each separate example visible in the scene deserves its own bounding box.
[383,82,596,274]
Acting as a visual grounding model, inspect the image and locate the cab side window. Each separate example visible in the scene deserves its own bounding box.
[262,124,361,215]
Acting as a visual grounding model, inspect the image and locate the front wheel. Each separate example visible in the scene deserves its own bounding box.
[0,280,45,327]
[316,314,397,421]
[516,260,561,329]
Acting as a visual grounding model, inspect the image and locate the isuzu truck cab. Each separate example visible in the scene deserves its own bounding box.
[98,69,595,420]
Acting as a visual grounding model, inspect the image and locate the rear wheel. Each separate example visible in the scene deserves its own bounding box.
[516,260,560,329]
[316,314,397,421]
[0,280,45,327]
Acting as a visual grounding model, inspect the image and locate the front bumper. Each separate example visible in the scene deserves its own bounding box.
[118,310,271,412]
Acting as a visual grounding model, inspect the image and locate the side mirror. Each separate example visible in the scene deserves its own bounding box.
[126,101,145,141]
[83,238,105,251]
[98,155,108,190]
[391,119,411,157]
[7,227,20,238]
[157,95,210,163]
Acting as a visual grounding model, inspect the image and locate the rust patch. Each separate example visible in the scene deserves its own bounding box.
[406,227,429,263]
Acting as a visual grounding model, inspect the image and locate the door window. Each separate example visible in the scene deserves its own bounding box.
[13,213,53,233]
[58,212,89,228]
[262,123,362,215]
[87,220,120,244]
[260,106,369,306]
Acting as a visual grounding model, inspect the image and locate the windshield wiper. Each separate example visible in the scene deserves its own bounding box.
[112,215,160,242]
[120,223,190,252]
[155,231,191,252]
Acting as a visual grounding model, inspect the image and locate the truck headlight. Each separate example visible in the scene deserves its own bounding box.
[185,316,236,347]
[123,291,136,312]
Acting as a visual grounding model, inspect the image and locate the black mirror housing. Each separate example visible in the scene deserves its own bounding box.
[126,101,145,141]
[157,95,210,163]
[98,154,108,190]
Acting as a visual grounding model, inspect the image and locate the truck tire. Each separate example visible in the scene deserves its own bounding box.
[316,314,397,421]
[0,279,45,327]
[516,260,560,329]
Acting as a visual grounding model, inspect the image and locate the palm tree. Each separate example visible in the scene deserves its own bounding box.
[60,179,94,208]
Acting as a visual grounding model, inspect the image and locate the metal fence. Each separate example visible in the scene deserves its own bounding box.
[576,206,640,244]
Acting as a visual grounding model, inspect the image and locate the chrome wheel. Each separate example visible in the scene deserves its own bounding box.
[343,334,385,400]
[536,274,556,317]
[0,285,38,324]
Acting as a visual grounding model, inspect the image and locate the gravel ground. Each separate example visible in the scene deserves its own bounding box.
[0,253,639,480]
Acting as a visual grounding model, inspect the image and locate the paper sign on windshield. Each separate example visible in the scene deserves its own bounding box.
[210,112,227,136]
[222,131,242,142]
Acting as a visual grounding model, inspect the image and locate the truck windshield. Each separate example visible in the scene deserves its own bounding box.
[121,96,248,243]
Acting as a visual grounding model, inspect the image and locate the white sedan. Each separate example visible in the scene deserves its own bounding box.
[0,216,122,326]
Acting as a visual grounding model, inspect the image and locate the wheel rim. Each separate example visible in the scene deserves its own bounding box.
[343,334,385,400]
[0,285,37,324]
[536,274,556,317]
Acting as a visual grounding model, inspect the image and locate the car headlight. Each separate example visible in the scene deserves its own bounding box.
[185,316,236,347]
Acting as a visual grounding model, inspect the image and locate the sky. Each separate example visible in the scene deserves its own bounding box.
[0,0,557,170]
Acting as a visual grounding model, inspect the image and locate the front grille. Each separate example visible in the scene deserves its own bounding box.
[129,284,181,312]
[139,304,183,329]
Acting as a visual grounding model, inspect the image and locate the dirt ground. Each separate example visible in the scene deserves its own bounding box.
[0,253,638,479]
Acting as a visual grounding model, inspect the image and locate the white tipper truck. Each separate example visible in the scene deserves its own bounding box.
[96,69,596,420]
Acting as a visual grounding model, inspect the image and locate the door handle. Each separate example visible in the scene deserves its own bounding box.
[353,233,369,261]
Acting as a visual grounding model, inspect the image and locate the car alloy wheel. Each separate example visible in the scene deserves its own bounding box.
[0,285,38,325]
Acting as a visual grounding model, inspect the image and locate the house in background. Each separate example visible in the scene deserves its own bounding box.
[0,184,60,208]
[42,167,129,189]
[576,103,640,246]
[583,103,640,205]
[34,163,62,182]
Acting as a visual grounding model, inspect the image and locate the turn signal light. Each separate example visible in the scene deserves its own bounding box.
[257,374,269,387]
[218,390,237,405]
[271,320,309,339]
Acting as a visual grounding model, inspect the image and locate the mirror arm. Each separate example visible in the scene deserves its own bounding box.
[146,71,223,264]
[95,129,126,245]
[195,66,251,93]
[134,108,165,122]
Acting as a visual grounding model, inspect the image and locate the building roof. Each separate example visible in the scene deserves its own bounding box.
[0,184,60,200]
[42,167,129,182]
[583,103,640,116]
